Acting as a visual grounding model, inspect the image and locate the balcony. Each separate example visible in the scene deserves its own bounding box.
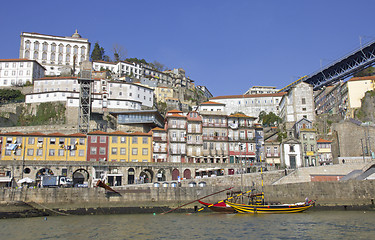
[266,153,280,157]
[153,136,167,142]
[187,129,202,134]
[202,136,228,141]
[153,147,167,153]
[187,140,203,145]
[202,122,227,128]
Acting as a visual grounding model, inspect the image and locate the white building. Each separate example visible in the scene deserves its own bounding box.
[244,86,278,95]
[210,92,285,118]
[282,138,302,168]
[0,59,45,87]
[25,77,154,110]
[19,31,90,76]
[279,82,316,125]
[92,60,143,79]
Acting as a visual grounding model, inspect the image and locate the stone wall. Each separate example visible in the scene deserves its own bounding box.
[332,121,375,160]
[1,179,375,212]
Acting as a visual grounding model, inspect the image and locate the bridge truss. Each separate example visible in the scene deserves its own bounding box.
[279,39,375,92]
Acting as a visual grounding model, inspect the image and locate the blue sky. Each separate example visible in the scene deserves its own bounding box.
[1,0,375,96]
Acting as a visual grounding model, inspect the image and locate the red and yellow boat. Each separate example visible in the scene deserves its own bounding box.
[225,200,315,214]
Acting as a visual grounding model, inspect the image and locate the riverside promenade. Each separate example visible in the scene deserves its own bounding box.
[1,162,375,218]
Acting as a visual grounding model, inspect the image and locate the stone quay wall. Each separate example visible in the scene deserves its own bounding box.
[1,179,375,218]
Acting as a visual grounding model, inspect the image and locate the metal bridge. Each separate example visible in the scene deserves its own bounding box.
[279,39,375,92]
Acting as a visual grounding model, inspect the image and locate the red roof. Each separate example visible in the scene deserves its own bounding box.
[152,127,166,131]
[68,133,86,137]
[167,109,183,113]
[47,132,66,136]
[349,76,375,81]
[87,130,108,135]
[200,101,225,105]
[317,138,332,143]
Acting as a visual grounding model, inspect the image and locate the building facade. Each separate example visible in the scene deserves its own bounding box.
[19,31,90,76]
[279,82,316,127]
[210,92,285,118]
[0,59,45,87]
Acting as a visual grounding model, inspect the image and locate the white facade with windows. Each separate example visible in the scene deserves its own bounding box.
[210,92,285,118]
[93,61,143,79]
[279,82,316,124]
[0,59,45,87]
[19,31,90,76]
[25,77,154,110]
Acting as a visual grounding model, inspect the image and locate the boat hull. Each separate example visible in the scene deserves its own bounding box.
[198,200,234,213]
[225,201,314,214]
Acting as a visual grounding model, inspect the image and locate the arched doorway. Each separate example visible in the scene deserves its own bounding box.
[183,169,191,179]
[139,169,154,184]
[36,168,54,179]
[128,168,135,184]
[157,169,166,182]
[73,169,89,186]
[172,169,179,181]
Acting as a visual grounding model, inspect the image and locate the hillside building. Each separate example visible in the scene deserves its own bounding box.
[210,92,285,118]
[19,31,90,76]
[0,59,45,87]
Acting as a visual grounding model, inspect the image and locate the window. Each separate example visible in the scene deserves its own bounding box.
[290,145,295,152]
[100,136,106,143]
[302,98,306,104]
[58,149,64,156]
[79,150,84,156]
[49,149,55,156]
[142,148,148,155]
[90,136,97,143]
[132,137,138,144]
[28,138,35,145]
[120,148,126,155]
[90,147,97,155]
[37,149,43,156]
[112,136,118,144]
[70,150,76,157]
[79,138,85,145]
[111,147,117,155]
[266,147,271,154]
[132,148,138,155]
[27,149,34,156]
[50,138,56,144]
[311,145,314,151]
[143,137,148,144]
[121,137,126,143]
[99,147,106,155]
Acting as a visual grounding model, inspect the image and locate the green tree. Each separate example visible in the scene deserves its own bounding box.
[91,42,105,61]
[354,66,375,77]
[152,60,167,71]
[258,111,282,126]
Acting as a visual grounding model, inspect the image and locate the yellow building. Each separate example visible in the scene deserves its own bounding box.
[0,132,86,162]
[107,131,152,162]
[154,87,174,103]
[347,76,375,117]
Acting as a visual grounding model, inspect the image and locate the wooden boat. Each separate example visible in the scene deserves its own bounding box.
[198,200,234,213]
[225,200,315,214]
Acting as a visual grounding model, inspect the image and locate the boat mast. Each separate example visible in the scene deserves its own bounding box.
[260,155,264,204]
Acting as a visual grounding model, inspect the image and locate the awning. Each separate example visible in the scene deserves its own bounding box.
[6,144,18,151]
[17,177,35,184]
[0,177,12,183]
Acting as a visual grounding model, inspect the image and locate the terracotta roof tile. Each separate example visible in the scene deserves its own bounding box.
[317,138,332,143]
[201,101,225,105]
[68,133,87,137]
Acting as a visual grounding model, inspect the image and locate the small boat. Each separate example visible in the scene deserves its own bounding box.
[198,200,234,213]
[225,200,315,214]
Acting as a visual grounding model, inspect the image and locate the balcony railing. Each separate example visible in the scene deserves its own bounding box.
[153,136,167,141]
[202,122,227,128]
[202,136,228,141]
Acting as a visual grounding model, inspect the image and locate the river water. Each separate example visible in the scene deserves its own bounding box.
[0,210,374,239]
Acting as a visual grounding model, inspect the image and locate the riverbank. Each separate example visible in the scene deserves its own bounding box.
[1,179,375,218]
